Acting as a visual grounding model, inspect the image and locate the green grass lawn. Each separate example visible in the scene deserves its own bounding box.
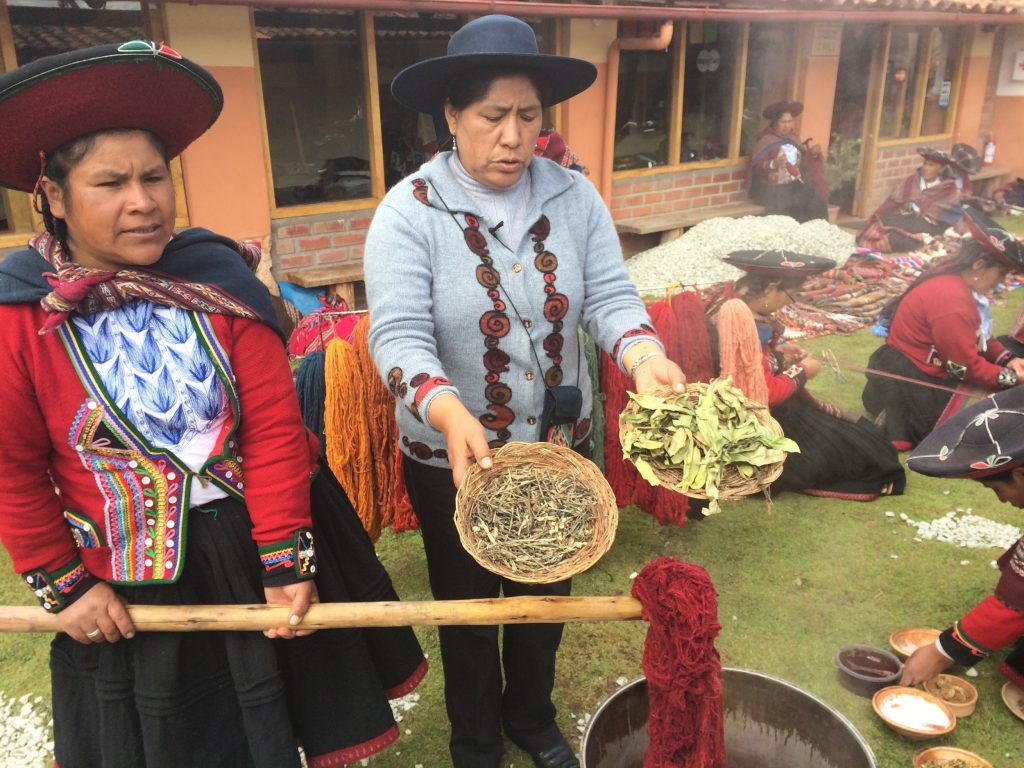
[2,293,1023,767]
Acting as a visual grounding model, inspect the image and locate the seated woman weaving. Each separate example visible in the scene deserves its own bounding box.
[862,205,1024,450]
[705,249,905,501]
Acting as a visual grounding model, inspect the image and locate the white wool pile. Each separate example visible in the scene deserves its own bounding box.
[626,215,856,293]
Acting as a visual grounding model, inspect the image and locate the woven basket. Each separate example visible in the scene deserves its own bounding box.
[618,383,786,501]
[454,442,618,584]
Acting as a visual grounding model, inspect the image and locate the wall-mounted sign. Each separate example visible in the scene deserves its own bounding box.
[810,24,842,57]
[939,80,952,108]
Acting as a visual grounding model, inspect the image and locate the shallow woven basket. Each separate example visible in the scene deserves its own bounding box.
[454,441,618,584]
[618,383,786,500]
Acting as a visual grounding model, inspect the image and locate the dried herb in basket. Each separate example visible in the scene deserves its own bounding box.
[469,467,595,575]
[621,379,799,514]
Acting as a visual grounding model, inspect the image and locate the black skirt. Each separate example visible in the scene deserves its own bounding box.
[51,465,427,768]
[753,180,828,223]
[861,343,962,448]
[771,392,906,500]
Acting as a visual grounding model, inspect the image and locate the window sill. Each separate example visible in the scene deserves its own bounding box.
[270,197,380,220]
[876,133,953,149]
[613,156,746,180]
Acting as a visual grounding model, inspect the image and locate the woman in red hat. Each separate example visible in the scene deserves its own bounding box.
[747,101,829,223]
[862,206,1024,450]
[899,387,1024,692]
[857,147,965,252]
[704,249,905,501]
[0,41,425,767]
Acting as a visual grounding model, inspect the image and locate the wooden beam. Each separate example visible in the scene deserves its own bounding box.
[666,20,684,166]
[908,26,935,138]
[728,23,749,159]
[856,24,892,218]
[361,10,385,201]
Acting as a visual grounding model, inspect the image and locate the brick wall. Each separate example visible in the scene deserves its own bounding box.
[609,162,749,223]
[271,208,375,275]
[864,143,951,216]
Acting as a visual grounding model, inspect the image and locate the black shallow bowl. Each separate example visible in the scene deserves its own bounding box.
[833,644,903,698]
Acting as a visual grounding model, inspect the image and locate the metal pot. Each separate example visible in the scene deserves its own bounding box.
[581,668,876,768]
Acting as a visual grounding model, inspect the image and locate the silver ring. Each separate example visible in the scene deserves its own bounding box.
[86,629,102,639]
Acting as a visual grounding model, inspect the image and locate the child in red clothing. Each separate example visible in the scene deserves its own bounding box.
[900,386,1024,690]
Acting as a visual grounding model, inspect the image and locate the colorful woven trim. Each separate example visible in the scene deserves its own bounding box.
[259,528,317,586]
[940,622,991,666]
[23,558,95,612]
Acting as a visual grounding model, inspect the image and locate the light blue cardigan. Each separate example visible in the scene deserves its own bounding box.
[365,152,661,466]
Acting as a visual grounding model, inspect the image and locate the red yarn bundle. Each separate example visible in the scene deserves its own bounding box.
[390,445,420,534]
[632,299,689,526]
[631,557,724,768]
[601,349,637,508]
[671,291,714,383]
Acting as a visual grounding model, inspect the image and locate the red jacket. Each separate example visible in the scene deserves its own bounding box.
[0,303,318,611]
[941,536,1024,665]
[887,274,1014,389]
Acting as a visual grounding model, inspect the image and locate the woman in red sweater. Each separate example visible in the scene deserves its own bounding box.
[862,205,1024,450]
[0,42,424,767]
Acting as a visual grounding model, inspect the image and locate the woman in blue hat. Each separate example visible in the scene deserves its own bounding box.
[900,387,1024,692]
[862,205,1024,451]
[365,14,685,768]
[0,41,425,767]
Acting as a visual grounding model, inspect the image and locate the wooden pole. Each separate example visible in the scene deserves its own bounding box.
[0,596,644,634]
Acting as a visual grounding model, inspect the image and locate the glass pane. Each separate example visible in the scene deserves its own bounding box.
[741,23,796,156]
[375,13,459,188]
[8,0,145,66]
[681,22,738,163]
[614,48,671,170]
[880,28,921,139]
[920,27,961,136]
[256,9,370,207]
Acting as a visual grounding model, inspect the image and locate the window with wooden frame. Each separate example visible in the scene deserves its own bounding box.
[0,0,188,246]
[879,25,964,141]
[255,8,378,214]
[613,21,794,175]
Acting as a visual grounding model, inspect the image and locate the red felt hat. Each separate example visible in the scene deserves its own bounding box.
[0,40,222,192]
[761,101,803,122]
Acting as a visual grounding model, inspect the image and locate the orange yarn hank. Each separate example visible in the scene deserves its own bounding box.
[324,337,380,540]
[715,299,769,407]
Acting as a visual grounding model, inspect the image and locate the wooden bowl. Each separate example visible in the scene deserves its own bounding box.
[872,686,956,741]
[923,673,978,717]
[889,627,941,660]
[1002,681,1024,723]
[912,746,992,768]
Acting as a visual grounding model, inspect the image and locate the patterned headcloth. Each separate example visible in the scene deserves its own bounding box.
[30,231,264,334]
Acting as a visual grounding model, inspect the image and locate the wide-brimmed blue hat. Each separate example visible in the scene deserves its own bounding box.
[391,14,596,115]
[907,387,1024,478]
